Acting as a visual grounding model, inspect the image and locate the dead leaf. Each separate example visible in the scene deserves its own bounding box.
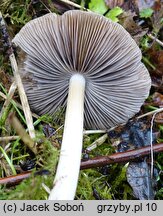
[51,0,76,14]
[151,74,163,91]
[152,0,162,11]
[151,2,163,32]
[127,162,155,200]
[152,92,163,107]
[19,159,36,171]
[154,50,163,66]
[119,11,148,44]
[146,45,163,91]
[119,11,140,32]
[122,0,139,13]
[154,112,163,123]
[108,119,159,152]
[148,48,163,67]
[0,69,12,91]
[43,124,56,137]
[137,0,155,11]
[105,0,139,13]
[105,0,124,8]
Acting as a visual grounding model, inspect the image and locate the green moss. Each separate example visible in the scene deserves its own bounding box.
[0,0,163,201]
[0,0,32,26]
[0,134,59,200]
[76,163,134,200]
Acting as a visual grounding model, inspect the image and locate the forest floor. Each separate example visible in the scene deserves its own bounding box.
[0,0,163,200]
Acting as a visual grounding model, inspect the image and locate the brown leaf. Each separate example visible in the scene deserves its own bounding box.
[152,92,163,107]
[105,0,124,8]
[151,2,163,32]
[105,0,139,13]
[154,112,163,123]
[137,0,155,11]
[119,11,148,44]
[150,50,163,68]
[0,69,12,91]
[151,74,163,91]
[119,11,138,31]
[51,0,76,14]
[147,46,163,91]
[155,51,163,66]
[152,1,162,11]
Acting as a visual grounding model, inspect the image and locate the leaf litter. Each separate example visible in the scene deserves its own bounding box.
[0,0,163,200]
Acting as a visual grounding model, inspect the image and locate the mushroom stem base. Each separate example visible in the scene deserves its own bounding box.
[48,73,85,200]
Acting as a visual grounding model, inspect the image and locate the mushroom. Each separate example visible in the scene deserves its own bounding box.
[12,10,151,200]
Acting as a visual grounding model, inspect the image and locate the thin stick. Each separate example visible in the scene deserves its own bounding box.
[0,91,7,99]
[149,108,163,178]
[81,142,163,169]
[0,136,19,142]
[84,126,117,135]
[39,0,52,13]
[150,114,155,178]
[59,0,90,10]
[0,81,17,115]
[42,183,51,194]
[86,134,108,152]
[54,124,64,134]
[0,90,40,120]
[148,33,163,47]
[137,107,163,119]
[0,171,31,185]
[0,146,17,175]
[142,56,156,70]
[1,142,163,186]
[0,170,51,186]
[0,82,17,125]
[84,108,163,153]
[8,113,37,155]
[0,11,35,139]
[83,130,106,135]
[9,53,35,138]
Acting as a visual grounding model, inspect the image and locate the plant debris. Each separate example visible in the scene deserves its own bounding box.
[127,162,156,200]
[0,0,163,200]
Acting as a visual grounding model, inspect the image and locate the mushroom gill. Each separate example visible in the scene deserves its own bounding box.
[13,10,151,200]
[13,10,151,130]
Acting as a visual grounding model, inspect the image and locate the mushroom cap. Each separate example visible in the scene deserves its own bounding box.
[13,10,151,129]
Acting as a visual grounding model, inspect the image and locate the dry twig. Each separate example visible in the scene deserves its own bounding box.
[0,90,40,119]
[86,134,108,152]
[81,142,163,169]
[1,142,163,186]
[0,171,31,186]
[59,0,89,10]
[0,81,17,117]
[0,11,35,139]
[148,33,163,47]
[0,136,19,142]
